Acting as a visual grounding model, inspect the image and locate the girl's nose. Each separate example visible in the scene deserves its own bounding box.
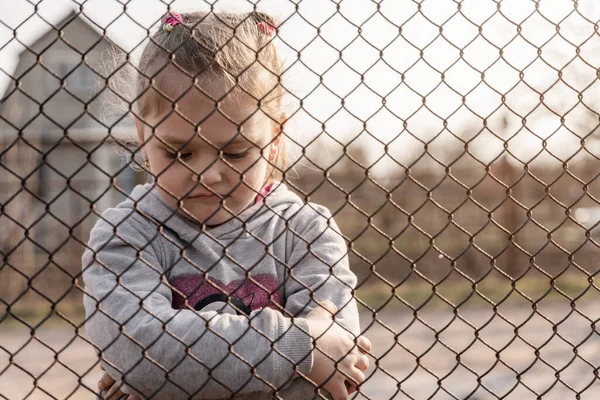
[193,157,223,188]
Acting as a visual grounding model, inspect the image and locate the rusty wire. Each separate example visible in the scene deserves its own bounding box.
[3,1,600,399]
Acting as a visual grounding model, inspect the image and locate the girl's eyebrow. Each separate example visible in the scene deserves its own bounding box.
[156,133,251,148]
[156,134,189,146]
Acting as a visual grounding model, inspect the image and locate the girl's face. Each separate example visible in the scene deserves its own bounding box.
[135,79,279,226]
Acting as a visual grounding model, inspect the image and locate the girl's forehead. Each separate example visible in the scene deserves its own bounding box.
[152,114,265,148]
[147,81,272,146]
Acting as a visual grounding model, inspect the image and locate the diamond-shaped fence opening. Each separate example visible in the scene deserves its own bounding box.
[3,1,600,399]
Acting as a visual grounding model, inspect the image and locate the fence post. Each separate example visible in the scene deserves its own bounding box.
[497,155,521,278]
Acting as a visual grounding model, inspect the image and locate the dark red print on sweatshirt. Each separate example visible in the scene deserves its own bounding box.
[170,273,282,316]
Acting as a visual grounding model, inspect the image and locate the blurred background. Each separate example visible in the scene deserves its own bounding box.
[3,0,600,398]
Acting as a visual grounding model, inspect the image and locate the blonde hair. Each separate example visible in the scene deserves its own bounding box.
[104,11,287,182]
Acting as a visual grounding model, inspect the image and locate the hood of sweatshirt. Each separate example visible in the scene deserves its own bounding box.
[117,181,303,243]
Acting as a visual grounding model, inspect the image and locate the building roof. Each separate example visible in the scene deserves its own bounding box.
[0,8,134,143]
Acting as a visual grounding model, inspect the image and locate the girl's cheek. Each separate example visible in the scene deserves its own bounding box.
[248,157,269,177]
[237,152,265,173]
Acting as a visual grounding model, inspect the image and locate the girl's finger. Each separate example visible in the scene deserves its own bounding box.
[355,354,369,372]
[329,380,349,400]
[346,381,358,395]
[344,367,365,389]
[98,372,116,391]
[105,383,126,400]
[356,336,371,354]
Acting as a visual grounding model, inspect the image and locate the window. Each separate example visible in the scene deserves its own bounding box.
[47,51,95,96]
[67,65,95,93]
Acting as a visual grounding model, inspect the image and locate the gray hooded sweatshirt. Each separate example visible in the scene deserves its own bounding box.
[82,182,360,399]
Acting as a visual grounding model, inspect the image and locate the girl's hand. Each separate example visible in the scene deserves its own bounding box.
[97,303,372,400]
[98,365,142,400]
[305,300,371,400]
[346,334,371,395]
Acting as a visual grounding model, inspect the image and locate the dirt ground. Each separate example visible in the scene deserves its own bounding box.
[2,302,600,400]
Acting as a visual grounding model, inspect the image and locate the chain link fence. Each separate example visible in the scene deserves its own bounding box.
[3,0,600,399]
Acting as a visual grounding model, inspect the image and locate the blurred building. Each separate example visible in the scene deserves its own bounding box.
[0,11,140,304]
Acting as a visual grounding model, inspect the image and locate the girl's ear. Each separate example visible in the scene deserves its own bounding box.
[268,114,286,162]
[131,113,147,158]
[273,113,287,140]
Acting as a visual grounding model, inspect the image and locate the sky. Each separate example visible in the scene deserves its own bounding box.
[2,0,600,179]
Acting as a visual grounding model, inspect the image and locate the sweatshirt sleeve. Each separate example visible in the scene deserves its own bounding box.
[284,204,360,337]
[82,208,313,399]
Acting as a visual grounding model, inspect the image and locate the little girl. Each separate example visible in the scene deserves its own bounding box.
[82,11,370,400]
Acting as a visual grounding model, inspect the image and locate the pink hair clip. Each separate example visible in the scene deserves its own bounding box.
[163,12,183,32]
[257,21,275,36]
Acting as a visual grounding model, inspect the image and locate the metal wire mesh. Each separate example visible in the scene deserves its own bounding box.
[3,0,600,399]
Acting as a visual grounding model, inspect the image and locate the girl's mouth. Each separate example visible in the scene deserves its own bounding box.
[190,193,215,197]
[188,193,218,199]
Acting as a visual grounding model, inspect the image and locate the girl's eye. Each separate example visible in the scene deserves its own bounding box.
[163,149,250,161]
[223,150,250,160]
[164,151,192,160]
